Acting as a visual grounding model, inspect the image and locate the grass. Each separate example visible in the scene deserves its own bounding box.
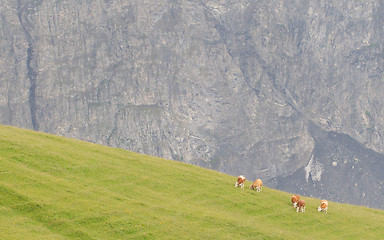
[0,124,383,239]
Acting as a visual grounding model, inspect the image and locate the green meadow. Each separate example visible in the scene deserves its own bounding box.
[0,125,383,239]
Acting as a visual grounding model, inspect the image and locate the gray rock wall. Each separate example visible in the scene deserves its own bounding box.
[1,0,383,208]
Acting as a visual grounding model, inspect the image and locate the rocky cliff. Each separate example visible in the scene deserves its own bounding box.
[1,0,383,208]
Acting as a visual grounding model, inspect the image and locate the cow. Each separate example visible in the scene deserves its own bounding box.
[291,195,300,208]
[249,179,263,192]
[296,199,306,213]
[235,175,246,189]
[318,200,328,213]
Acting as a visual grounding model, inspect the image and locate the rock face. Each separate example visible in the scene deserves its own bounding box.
[1,0,383,208]
[274,122,384,209]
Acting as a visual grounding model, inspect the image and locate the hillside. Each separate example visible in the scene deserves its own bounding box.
[0,125,383,240]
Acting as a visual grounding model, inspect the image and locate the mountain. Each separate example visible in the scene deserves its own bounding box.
[0,0,383,208]
[1,125,384,239]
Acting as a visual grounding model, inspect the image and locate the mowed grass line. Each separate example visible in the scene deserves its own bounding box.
[0,125,383,239]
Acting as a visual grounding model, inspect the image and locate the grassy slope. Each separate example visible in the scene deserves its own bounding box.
[0,125,383,240]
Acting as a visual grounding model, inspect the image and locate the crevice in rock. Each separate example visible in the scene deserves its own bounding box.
[17,0,43,131]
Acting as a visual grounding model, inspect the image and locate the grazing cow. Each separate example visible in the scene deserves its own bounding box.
[249,179,263,192]
[296,200,306,213]
[235,175,246,189]
[318,200,328,213]
[291,195,300,208]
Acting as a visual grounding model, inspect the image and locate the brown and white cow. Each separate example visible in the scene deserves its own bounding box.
[318,200,328,213]
[296,199,306,213]
[291,195,300,208]
[235,175,246,189]
[249,179,263,192]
